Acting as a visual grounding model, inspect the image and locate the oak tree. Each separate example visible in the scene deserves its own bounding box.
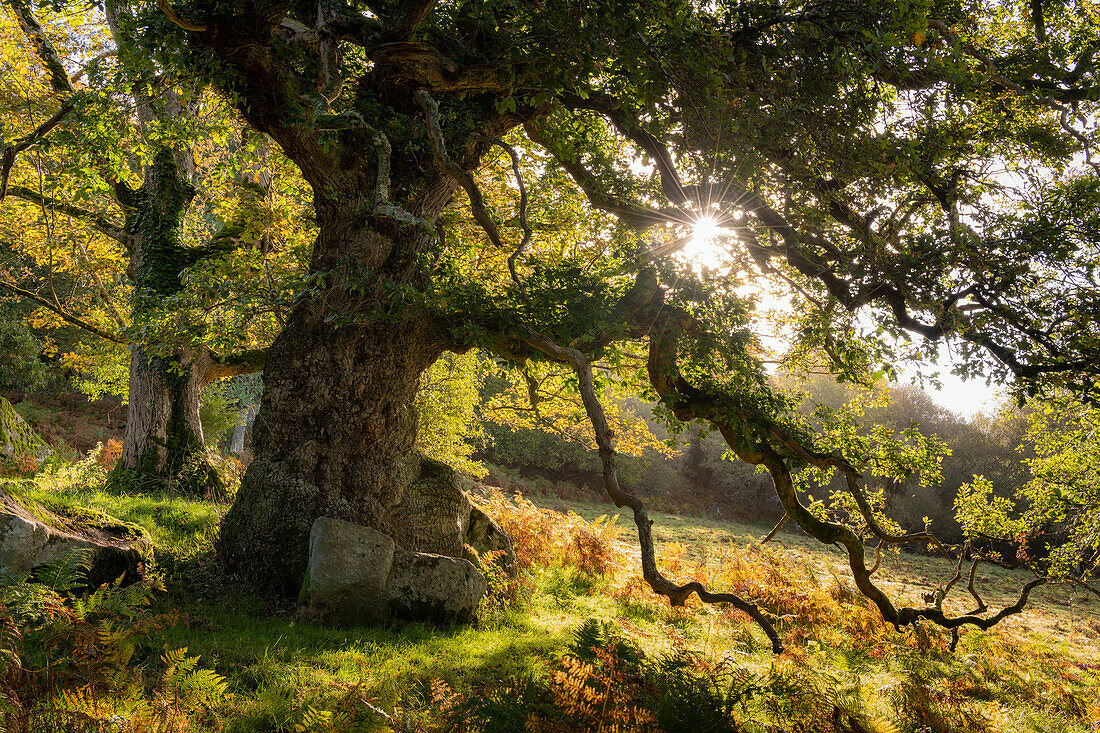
[44,0,1100,645]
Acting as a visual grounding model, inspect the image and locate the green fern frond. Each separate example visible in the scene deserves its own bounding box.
[34,548,94,594]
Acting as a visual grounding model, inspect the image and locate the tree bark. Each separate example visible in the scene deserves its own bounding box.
[107,147,217,493]
[116,344,225,495]
[220,213,473,592]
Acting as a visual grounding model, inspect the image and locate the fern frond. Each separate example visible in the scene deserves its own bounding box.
[35,548,95,594]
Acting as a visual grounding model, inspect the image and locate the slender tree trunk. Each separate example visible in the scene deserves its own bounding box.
[110,148,224,494]
[229,403,257,454]
[220,209,473,592]
[117,345,224,495]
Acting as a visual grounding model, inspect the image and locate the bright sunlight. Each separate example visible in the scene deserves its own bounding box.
[680,214,728,268]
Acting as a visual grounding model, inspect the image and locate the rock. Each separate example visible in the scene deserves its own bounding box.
[465,505,516,573]
[0,396,52,474]
[0,491,151,586]
[306,517,395,617]
[385,547,486,623]
[306,516,486,624]
[384,456,471,557]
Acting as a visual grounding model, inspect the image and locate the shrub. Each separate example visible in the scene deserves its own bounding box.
[471,489,624,577]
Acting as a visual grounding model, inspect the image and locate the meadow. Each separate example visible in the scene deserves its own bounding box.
[2,452,1098,733]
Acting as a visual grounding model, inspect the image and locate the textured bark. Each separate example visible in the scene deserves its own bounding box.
[110,148,218,493]
[220,210,472,592]
[117,345,217,493]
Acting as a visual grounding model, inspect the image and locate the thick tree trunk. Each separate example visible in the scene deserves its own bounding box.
[220,304,471,591]
[108,146,213,493]
[220,198,477,593]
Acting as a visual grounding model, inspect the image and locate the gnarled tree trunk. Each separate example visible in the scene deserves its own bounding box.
[220,209,473,592]
[108,146,228,494]
[117,345,225,494]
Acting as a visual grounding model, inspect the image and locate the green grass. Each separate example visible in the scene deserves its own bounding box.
[4,471,1099,731]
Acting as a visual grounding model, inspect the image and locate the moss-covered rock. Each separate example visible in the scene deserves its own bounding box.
[0,396,52,474]
[1,489,152,586]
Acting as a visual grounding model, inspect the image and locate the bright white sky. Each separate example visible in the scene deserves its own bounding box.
[898,365,1006,418]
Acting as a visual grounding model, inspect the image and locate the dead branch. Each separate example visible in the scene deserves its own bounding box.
[761,514,788,544]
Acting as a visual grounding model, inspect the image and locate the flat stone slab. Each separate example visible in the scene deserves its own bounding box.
[306,516,486,624]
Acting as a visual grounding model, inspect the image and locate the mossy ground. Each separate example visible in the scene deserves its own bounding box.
[3,467,1098,732]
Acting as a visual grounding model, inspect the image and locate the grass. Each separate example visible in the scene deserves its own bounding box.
[3,464,1100,732]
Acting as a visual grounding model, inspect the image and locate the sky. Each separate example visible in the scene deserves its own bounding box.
[683,220,1011,420]
[897,367,1006,418]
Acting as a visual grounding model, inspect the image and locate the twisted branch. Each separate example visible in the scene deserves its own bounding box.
[645,310,1047,642]
[520,327,785,653]
[474,134,531,293]
[416,91,506,248]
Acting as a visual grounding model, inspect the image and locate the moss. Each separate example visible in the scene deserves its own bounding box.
[107,431,233,500]
[0,395,52,474]
[3,484,149,544]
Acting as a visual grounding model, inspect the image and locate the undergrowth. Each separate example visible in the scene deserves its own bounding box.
[0,550,226,732]
[0,470,1097,730]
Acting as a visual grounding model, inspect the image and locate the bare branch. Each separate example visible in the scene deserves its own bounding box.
[761,514,788,544]
[521,327,785,653]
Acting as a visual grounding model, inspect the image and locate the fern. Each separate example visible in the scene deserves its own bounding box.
[33,548,94,594]
[568,618,607,661]
[161,647,228,712]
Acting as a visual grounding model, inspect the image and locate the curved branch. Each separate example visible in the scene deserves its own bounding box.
[523,121,690,230]
[157,0,207,32]
[562,92,688,205]
[520,327,784,653]
[416,90,505,248]
[474,134,531,293]
[0,279,127,344]
[645,310,1048,639]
